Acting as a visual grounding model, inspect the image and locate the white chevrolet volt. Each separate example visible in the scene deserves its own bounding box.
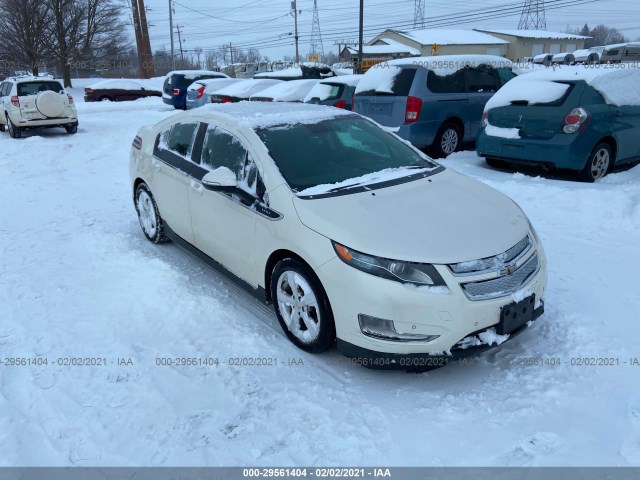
[130,102,547,370]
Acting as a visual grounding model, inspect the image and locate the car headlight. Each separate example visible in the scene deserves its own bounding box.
[332,241,446,287]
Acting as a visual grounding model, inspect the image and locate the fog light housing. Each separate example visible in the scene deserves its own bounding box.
[358,314,439,342]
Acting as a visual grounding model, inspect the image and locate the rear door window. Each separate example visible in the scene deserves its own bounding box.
[427,70,465,93]
[465,68,499,93]
[17,81,64,96]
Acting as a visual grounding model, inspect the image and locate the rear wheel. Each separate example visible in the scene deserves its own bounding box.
[134,183,169,244]
[271,258,335,353]
[65,123,78,134]
[431,122,461,158]
[99,96,113,102]
[580,143,612,182]
[7,115,21,139]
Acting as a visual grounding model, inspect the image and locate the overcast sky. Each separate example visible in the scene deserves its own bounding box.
[142,0,640,60]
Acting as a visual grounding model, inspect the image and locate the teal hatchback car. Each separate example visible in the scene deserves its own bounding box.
[476,67,640,181]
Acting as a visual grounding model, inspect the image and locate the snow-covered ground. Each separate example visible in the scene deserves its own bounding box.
[1,97,640,467]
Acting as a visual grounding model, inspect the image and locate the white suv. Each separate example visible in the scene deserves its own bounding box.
[0,77,78,138]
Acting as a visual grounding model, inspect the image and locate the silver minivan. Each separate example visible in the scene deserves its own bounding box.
[600,43,640,63]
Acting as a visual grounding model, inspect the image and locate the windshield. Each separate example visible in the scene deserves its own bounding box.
[256,116,440,196]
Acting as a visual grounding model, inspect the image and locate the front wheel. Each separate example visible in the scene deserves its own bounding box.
[134,183,169,244]
[580,143,612,182]
[271,258,335,353]
[65,123,78,134]
[431,122,461,158]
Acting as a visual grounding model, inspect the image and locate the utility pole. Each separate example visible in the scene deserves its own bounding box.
[292,0,299,64]
[229,42,234,64]
[138,0,154,77]
[131,0,145,77]
[357,0,364,74]
[176,25,184,67]
[169,0,175,70]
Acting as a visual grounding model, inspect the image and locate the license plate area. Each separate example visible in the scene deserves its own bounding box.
[498,295,535,335]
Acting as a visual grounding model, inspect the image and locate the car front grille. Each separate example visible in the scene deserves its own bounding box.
[460,252,540,301]
[449,235,532,276]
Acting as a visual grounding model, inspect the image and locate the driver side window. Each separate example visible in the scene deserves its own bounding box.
[201,126,262,198]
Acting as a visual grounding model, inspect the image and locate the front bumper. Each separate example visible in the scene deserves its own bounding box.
[337,301,544,372]
[315,242,547,363]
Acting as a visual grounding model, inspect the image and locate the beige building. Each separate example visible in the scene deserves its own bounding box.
[367,29,509,57]
[474,29,589,60]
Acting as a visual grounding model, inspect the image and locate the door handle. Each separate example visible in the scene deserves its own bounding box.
[190,179,204,194]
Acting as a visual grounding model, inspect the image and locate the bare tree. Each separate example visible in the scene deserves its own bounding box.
[0,0,51,75]
[572,24,628,48]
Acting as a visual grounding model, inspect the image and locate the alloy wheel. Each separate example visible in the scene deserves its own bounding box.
[276,271,321,343]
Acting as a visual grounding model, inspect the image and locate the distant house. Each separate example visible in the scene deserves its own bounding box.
[340,38,420,71]
[366,29,509,57]
[474,29,589,60]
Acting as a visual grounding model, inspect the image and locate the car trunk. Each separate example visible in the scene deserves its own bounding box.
[489,82,583,140]
[354,68,416,127]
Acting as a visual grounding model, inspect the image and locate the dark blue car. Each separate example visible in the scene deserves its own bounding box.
[162,70,229,109]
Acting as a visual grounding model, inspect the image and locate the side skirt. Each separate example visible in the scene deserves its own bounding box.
[163,223,268,304]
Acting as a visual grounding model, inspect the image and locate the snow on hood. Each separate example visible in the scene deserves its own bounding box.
[196,101,354,130]
[292,168,529,264]
[486,64,640,110]
[250,79,319,102]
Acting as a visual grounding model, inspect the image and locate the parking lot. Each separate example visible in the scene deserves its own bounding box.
[1,87,639,466]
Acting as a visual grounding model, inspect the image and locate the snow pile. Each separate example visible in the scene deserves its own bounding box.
[385,54,512,76]
[485,65,640,110]
[213,79,283,99]
[354,66,402,95]
[250,79,319,102]
[485,124,521,139]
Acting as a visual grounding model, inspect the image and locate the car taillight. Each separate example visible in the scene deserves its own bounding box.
[84,88,94,94]
[132,135,142,150]
[333,99,347,109]
[195,86,206,100]
[67,94,74,104]
[405,96,422,123]
[172,88,180,96]
[10,96,19,107]
[221,96,233,103]
[563,107,589,134]
[481,111,489,128]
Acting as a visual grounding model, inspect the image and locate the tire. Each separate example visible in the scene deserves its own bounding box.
[486,157,508,169]
[7,115,21,139]
[65,123,78,134]
[270,258,335,353]
[580,143,612,182]
[431,122,461,158]
[99,96,113,102]
[0,122,5,133]
[134,183,169,244]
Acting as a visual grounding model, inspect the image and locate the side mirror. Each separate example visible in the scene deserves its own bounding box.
[202,166,237,190]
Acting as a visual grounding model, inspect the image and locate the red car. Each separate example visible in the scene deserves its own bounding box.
[84,79,161,102]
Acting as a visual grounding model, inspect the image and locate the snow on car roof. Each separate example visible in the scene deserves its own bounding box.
[485,65,640,110]
[166,70,228,80]
[355,55,512,94]
[194,101,355,130]
[303,75,362,102]
[249,79,319,102]
[186,78,240,91]
[319,74,362,87]
[87,79,144,90]
[255,67,303,79]
[213,79,283,98]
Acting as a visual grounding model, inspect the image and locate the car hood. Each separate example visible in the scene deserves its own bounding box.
[292,169,530,264]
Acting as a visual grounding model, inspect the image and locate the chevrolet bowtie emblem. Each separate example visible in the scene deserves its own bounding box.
[500,264,517,276]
